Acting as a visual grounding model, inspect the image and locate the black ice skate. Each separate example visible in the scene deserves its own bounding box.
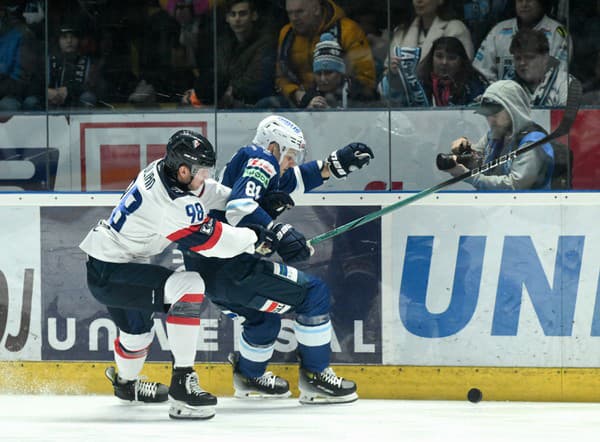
[104,366,168,403]
[168,367,217,420]
[298,366,358,404]
[228,352,291,399]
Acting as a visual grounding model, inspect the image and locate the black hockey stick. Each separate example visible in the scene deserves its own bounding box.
[309,79,582,246]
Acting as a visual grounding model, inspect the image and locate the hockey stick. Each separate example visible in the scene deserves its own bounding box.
[309,79,582,246]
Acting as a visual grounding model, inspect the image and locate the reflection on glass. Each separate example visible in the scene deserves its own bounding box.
[0,1,599,192]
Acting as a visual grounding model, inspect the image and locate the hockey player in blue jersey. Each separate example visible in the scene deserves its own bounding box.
[182,115,374,403]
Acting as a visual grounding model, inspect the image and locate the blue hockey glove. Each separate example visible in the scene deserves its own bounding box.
[326,142,374,179]
[258,191,295,220]
[272,223,312,263]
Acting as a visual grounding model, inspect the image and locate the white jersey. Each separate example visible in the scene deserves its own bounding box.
[473,15,571,82]
[517,61,574,106]
[79,160,257,263]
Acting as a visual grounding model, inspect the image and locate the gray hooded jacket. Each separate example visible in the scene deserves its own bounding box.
[467,80,552,190]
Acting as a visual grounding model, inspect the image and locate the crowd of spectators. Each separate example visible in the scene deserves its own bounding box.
[0,0,598,111]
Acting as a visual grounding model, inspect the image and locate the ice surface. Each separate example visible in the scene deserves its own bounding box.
[1,395,599,442]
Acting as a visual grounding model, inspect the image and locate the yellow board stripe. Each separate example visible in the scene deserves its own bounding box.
[2,362,600,402]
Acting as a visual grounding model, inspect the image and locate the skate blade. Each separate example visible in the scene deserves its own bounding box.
[168,400,216,420]
[233,389,292,399]
[115,392,169,405]
[115,397,167,406]
[299,391,358,405]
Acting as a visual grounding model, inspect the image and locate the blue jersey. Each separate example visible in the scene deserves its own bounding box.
[219,144,325,227]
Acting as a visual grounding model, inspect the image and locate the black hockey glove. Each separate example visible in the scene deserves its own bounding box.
[248,224,279,257]
[272,223,313,263]
[326,142,374,179]
[258,191,295,220]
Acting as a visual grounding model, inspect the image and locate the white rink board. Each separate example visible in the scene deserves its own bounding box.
[1,193,599,369]
[382,201,600,366]
[0,207,41,360]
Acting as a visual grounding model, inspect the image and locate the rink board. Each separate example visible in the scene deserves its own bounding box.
[3,362,600,402]
[1,192,600,400]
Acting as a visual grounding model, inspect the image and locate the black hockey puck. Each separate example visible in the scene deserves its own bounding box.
[467,388,482,403]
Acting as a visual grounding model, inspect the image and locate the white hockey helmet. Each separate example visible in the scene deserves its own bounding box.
[252,115,306,165]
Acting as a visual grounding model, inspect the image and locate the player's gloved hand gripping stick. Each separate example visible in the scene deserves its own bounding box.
[309,79,582,247]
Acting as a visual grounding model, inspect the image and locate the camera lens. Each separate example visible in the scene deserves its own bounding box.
[436,153,457,170]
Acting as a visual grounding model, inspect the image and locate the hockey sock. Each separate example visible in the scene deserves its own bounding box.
[114,329,154,381]
[163,272,205,368]
[238,333,274,378]
[294,319,332,373]
[166,294,203,368]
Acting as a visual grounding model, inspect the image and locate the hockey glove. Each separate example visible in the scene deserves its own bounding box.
[326,142,374,179]
[272,223,312,263]
[258,191,295,220]
[248,224,279,257]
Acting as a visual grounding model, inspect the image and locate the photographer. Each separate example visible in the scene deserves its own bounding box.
[438,80,554,190]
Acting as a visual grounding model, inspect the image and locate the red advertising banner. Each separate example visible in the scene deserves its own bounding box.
[79,121,208,191]
[551,108,600,189]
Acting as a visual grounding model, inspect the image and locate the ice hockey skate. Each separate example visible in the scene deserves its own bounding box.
[168,367,217,420]
[228,352,291,399]
[298,366,358,404]
[104,366,168,403]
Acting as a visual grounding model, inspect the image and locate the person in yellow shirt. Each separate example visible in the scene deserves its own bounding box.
[257,0,376,108]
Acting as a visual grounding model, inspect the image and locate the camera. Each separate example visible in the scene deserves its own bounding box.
[436,139,478,170]
[436,152,475,170]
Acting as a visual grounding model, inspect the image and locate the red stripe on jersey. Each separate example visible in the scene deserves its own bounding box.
[189,219,223,252]
[180,293,205,303]
[166,316,201,326]
[167,224,201,242]
[265,302,279,312]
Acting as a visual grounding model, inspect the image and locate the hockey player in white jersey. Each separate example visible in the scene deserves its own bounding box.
[79,130,276,420]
